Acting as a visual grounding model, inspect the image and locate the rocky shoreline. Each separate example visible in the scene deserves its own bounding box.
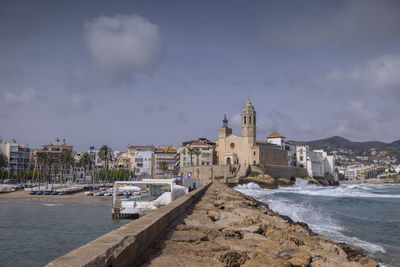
[239,174,338,189]
[142,182,377,266]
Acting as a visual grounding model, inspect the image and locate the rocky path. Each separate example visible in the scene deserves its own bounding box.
[142,182,377,267]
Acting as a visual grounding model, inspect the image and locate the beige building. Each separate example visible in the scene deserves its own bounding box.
[217,98,288,166]
[115,151,131,169]
[178,138,217,167]
[153,147,178,178]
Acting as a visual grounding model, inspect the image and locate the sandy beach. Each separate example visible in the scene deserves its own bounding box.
[0,190,113,205]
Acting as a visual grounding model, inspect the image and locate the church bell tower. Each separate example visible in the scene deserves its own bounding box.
[219,114,232,139]
[241,98,256,145]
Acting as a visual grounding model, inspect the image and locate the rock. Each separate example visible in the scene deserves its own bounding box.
[143,182,378,267]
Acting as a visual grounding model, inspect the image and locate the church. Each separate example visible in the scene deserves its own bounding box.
[216,98,288,167]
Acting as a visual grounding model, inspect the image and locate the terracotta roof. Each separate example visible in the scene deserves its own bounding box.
[127,145,155,149]
[267,131,286,138]
[183,140,210,146]
[155,147,177,152]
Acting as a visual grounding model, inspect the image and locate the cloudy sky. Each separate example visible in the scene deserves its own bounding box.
[1,0,399,150]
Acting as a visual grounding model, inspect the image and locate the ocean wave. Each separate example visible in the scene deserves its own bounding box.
[269,180,400,199]
[235,182,387,255]
[267,197,385,254]
[235,182,262,190]
[41,204,64,207]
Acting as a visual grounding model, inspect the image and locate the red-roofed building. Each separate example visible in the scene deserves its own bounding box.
[178,138,217,167]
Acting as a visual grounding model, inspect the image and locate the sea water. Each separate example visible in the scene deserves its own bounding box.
[0,202,130,267]
[235,179,400,267]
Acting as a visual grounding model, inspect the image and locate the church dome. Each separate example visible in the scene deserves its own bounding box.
[241,97,255,115]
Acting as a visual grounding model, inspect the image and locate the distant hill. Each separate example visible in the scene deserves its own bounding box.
[292,136,400,150]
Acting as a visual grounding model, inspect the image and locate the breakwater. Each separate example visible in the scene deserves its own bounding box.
[48,182,377,266]
[46,183,211,267]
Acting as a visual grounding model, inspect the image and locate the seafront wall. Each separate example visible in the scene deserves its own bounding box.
[264,164,308,178]
[180,165,231,182]
[180,164,307,183]
[46,183,211,267]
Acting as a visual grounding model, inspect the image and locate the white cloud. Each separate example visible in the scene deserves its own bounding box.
[327,55,400,93]
[83,14,163,76]
[327,101,384,141]
[3,87,36,103]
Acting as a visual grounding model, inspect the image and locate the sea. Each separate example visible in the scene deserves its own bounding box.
[235,179,400,267]
[0,201,130,267]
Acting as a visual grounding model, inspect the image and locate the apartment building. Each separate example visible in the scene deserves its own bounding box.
[127,145,155,177]
[0,139,31,175]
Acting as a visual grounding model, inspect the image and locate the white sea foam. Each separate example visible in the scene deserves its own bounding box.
[41,204,64,207]
[235,182,262,190]
[235,180,387,255]
[269,180,400,199]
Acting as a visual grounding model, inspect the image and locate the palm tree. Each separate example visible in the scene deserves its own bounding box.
[98,145,113,182]
[193,148,201,166]
[79,152,93,180]
[187,148,195,166]
[98,145,113,170]
[0,152,8,181]
[36,152,50,189]
[59,149,74,184]
[159,161,169,178]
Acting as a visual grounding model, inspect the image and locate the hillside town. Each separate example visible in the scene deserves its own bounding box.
[0,98,398,184]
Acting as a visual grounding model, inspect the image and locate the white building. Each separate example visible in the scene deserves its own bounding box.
[267,131,286,149]
[344,165,377,180]
[127,145,155,177]
[296,146,337,180]
[0,139,32,175]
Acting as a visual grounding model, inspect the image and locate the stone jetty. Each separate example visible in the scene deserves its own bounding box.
[142,182,377,266]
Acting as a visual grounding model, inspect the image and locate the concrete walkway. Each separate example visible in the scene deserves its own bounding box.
[142,182,377,267]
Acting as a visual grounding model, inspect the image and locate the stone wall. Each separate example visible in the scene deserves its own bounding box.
[46,183,211,267]
[264,164,308,178]
[180,165,232,182]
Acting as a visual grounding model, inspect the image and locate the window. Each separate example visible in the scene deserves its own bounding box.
[249,116,251,124]
[230,143,235,149]
[244,116,246,124]
[253,151,256,156]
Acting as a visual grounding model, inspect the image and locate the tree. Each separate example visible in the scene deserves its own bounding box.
[0,152,8,181]
[79,152,93,178]
[159,161,169,178]
[187,148,195,166]
[36,152,50,187]
[98,145,113,170]
[59,149,75,183]
[193,148,201,166]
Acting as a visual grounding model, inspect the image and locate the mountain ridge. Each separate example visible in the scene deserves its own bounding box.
[292,136,400,150]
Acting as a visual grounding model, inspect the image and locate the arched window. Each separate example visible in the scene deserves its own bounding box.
[249,116,252,124]
[244,116,246,124]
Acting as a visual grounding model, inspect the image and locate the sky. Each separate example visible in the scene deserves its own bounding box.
[0,0,399,151]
